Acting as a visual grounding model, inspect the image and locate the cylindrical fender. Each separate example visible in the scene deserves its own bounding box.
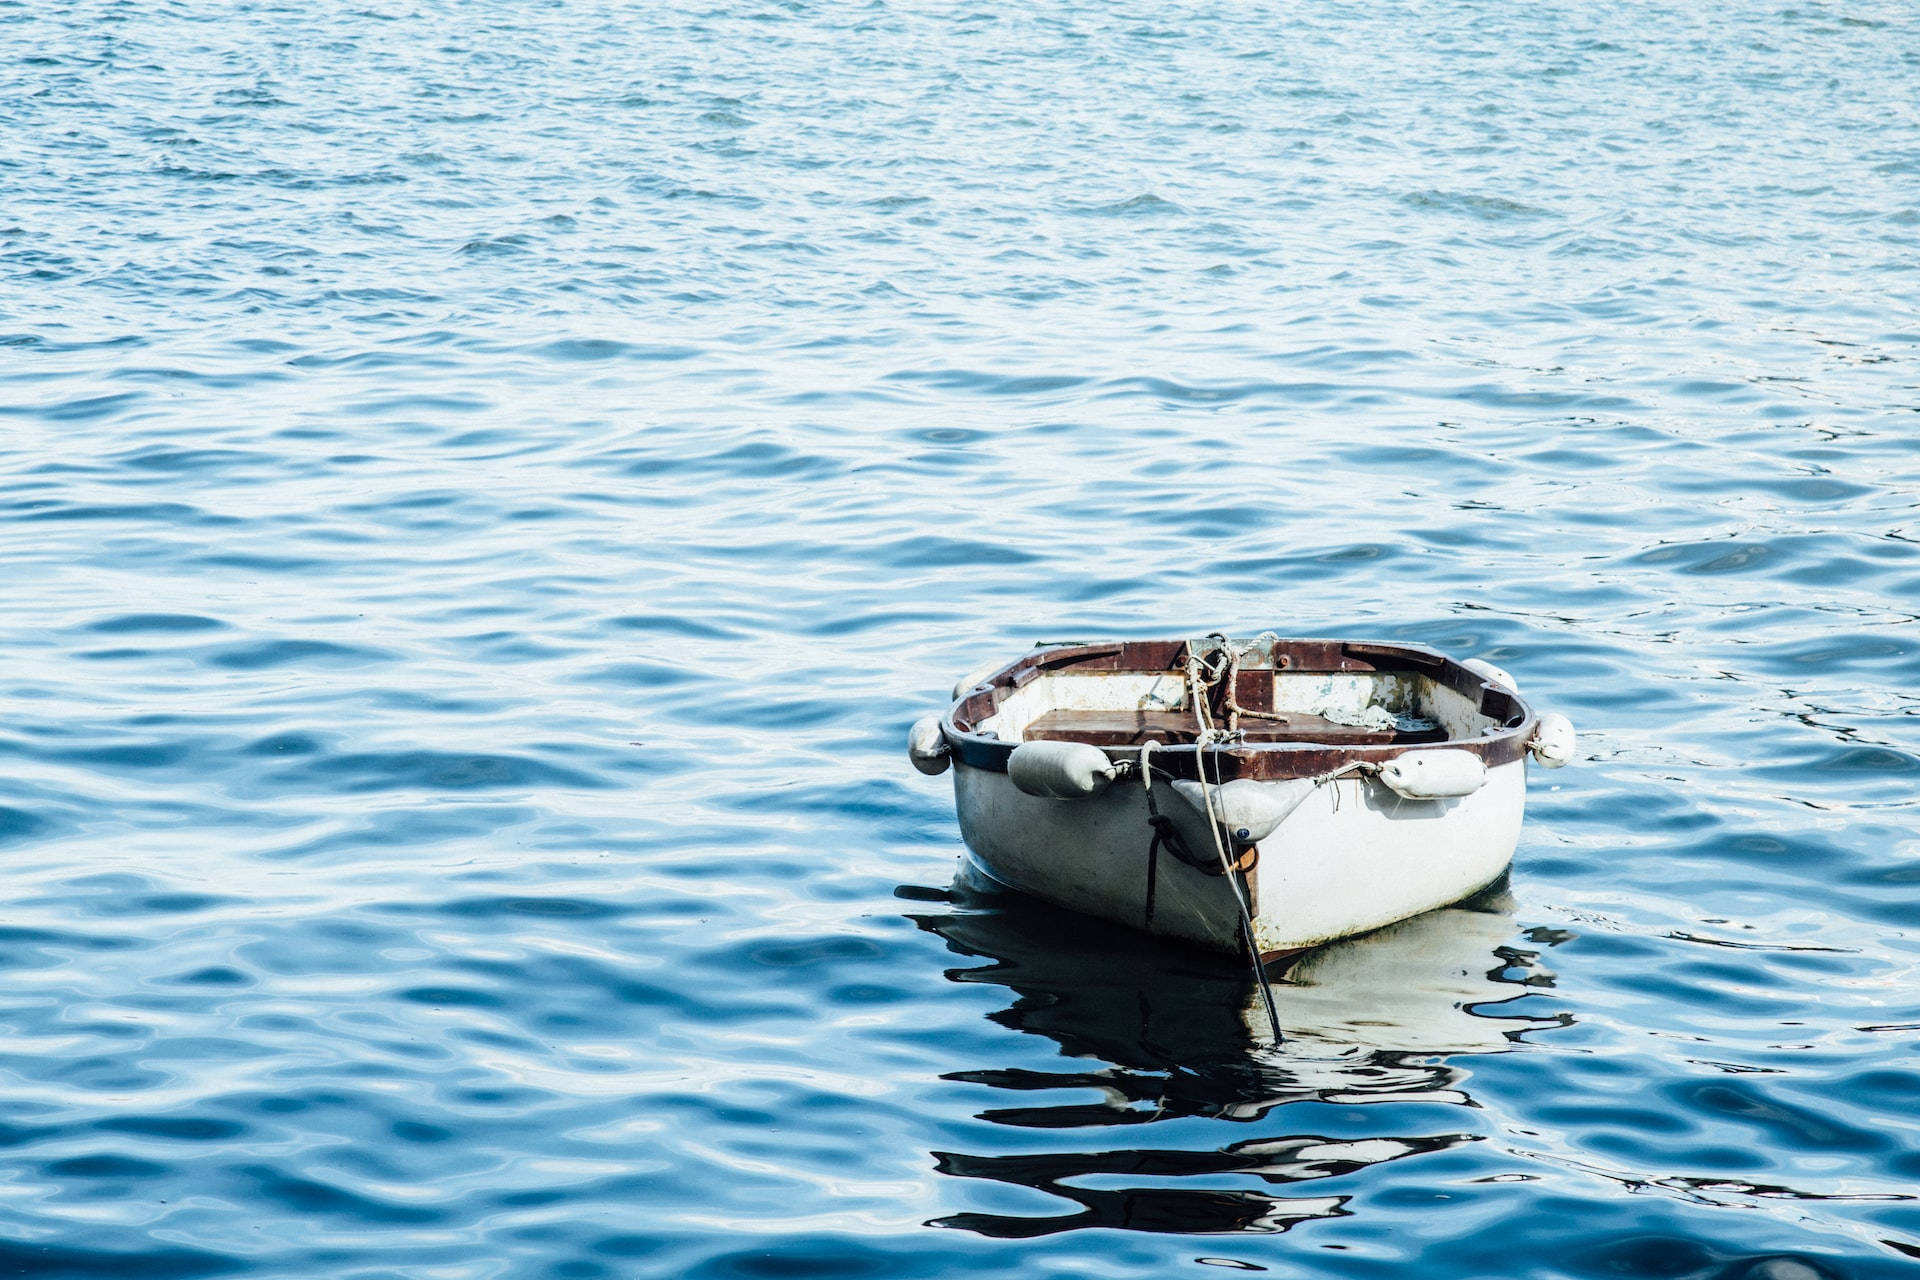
[1530,713,1576,768]
[907,715,951,776]
[1379,749,1487,799]
[1008,740,1117,798]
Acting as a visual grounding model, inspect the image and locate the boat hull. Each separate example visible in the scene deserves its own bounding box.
[952,758,1525,956]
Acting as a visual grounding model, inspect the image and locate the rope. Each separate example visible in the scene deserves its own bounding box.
[1196,741,1283,1043]
[1216,631,1294,729]
[1140,741,1160,931]
[1138,740,1220,930]
[1183,638,1283,1044]
[1142,638,1389,1043]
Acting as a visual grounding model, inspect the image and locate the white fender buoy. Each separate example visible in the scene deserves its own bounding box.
[907,715,951,776]
[1530,713,1576,768]
[1169,778,1316,844]
[1379,749,1486,800]
[1008,740,1117,799]
[1463,658,1519,693]
[950,661,1001,700]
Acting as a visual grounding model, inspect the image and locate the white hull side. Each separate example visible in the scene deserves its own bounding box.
[952,763,1246,951]
[1246,760,1524,953]
[951,761,1525,955]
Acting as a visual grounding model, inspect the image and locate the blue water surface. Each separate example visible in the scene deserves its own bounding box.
[5,0,1920,1275]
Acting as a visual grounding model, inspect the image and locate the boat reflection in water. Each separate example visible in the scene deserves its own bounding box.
[904,866,1572,1238]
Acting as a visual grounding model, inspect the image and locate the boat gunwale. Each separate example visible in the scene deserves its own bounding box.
[941,637,1537,782]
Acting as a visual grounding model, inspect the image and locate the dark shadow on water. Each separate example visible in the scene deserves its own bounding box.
[903,868,1573,1238]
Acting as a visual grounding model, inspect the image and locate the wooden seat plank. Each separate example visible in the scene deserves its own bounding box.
[1023,708,1449,748]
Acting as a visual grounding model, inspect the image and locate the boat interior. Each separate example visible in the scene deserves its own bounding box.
[959,638,1522,750]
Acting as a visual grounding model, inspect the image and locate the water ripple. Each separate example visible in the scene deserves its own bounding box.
[4,0,1920,1274]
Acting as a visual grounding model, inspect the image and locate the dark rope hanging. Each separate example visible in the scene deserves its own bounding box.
[1138,734,1283,1044]
[1199,743,1284,1046]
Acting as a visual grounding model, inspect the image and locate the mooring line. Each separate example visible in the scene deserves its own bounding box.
[1184,640,1283,1044]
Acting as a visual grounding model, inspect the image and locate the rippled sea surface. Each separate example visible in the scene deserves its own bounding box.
[6,0,1920,1275]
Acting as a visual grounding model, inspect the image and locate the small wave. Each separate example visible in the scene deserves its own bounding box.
[203,639,392,671]
[1402,189,1558,220]
[534,338,701,362]
[84,612,229,634]
[269,749,610,793]
[1066,193,1187,217]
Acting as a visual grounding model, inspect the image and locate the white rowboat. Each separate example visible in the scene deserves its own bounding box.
[908,636,1574,961]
